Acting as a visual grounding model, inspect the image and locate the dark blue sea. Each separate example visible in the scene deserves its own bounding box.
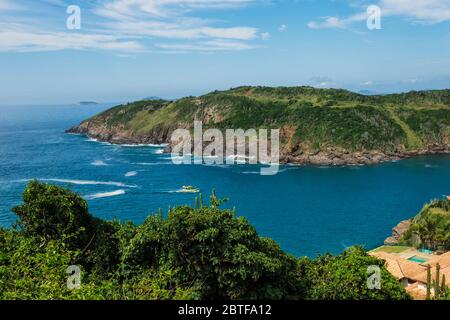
[1,104,449,257]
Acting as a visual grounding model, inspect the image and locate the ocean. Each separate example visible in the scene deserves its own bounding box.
[0,103,449,257]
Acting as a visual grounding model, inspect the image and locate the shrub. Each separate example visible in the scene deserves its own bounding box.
[2,182,412,300]
[304,247,411,300]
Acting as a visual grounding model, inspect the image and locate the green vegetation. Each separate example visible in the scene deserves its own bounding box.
[79,86,450,154]
[426,264,449,300]
[401,199,450,251]
[0,181,410,300]
[371,246,411,254]
[304,247,409,300]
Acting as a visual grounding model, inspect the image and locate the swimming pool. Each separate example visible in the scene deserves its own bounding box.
[408,255,429,263]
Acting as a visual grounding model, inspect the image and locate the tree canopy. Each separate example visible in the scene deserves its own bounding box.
[0,181,411,300]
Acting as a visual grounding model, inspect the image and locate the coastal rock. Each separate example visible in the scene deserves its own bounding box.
[66,86,450,166]
[384,219,411,245]
[67,120,449,167]
[67,121,173,145]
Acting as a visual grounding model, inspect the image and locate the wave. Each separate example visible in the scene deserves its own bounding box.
[202,163,230,168]
[135,162,170,166]
[156,189,199,194]
[85,138,112,146]
[13,178,137,188]
[162,154,192,161]
[151,143,168,147]
[241,171,260,175]
[91,160,108,166]
[85,189,125,200]
[154,149,165,154]
[120,143,168,148]
[85,138,167,148]
[125,171,138,177]
[121,144,154,148]
[225,155,249,164]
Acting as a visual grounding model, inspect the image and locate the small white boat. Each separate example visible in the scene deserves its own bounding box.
[179,185,200,193]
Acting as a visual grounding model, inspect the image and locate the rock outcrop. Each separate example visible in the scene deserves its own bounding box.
[384,220,412,245]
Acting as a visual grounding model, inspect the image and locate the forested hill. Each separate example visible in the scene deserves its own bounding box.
[67,86,450,165]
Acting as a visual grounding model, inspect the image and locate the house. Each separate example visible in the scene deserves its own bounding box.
[370,250,450,299]
[370,251,426,287]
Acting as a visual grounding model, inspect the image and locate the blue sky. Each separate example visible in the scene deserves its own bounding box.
[0,0,449,105]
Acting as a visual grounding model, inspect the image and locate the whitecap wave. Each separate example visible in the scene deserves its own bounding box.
[85,139,168,148]
[241,171,260,175]
[86,138,112,145]
[120,144,152,148]
[91,160,108,166]
[121,143,169,148]
[135,162,169,166]
[125,171,138,177]
[164,188,199,194]
[15,178,137,188]
[149,143,169,147]
[226,155,251,164]
[85,190,126,200]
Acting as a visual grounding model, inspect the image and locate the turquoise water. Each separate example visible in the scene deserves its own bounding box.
[1,104,449,257]
[408,256,429,263]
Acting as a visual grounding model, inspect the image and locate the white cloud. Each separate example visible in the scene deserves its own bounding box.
[103,20,258,40]
[155,39,259,51]
[307,17,349,29]
[361,81,373,86]
[307,0,450,30]
[278,24,287,32]
[0,0,23,11]
[0,0,265,53]
[0,24,143,52]
[404,78,419,84]
[0,32,143,52]
[95,0,260,18]
[379,0,450,23]
[309,76,335,88]
[95,0,263,52]
[261,32,270,40]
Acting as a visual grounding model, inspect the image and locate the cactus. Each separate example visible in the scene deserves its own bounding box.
[199,193,203,208]
[441,274,447,297]
[434,263,441,298]
[158,208,163,219]
[194,197,199,209]
[426,265,431,300]
[210,189,218,208]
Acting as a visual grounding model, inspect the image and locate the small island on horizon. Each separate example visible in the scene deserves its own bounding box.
[79,101,99,106]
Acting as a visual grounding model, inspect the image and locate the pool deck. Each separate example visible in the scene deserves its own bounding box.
[370,246,433,264]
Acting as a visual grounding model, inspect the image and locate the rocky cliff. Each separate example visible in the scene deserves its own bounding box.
[67,86,450,165]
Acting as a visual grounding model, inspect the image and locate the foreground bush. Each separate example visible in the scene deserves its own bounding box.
[0,181,410,300]
[304,247,410,300]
